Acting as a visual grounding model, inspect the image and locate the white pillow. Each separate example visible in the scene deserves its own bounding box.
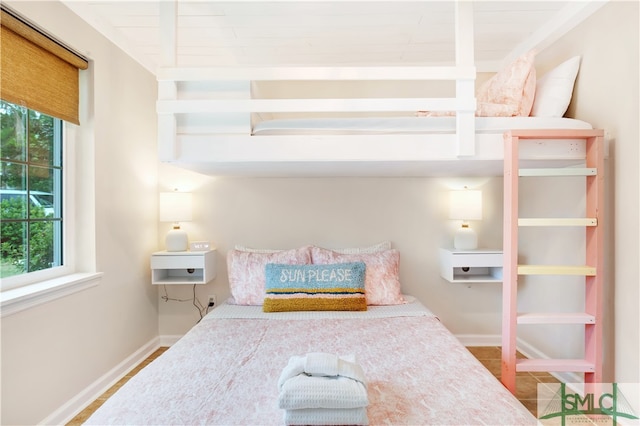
[321,241,392,254]
[234,245,283,253]
[531,56,581,117]
[235,241,391,254]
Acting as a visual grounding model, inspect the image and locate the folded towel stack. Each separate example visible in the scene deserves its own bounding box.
[278,353,369,425]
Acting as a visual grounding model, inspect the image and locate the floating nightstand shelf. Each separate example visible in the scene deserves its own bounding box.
[439,248,503,283]
[151,249,216,285]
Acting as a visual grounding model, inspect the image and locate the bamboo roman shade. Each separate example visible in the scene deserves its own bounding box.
[0,8,88,124]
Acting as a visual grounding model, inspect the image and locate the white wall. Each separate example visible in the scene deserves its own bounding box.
[0,2,159,425]
[157,168,507,337]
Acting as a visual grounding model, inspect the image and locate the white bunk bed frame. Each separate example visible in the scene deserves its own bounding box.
[155,2,591,177]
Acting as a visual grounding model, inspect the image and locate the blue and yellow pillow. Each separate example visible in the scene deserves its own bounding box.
[263,262,367,312]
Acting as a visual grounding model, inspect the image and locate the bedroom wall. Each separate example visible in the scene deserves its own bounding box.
[518,0,639,390]
[0,2,159,425]
[157,167,506,338]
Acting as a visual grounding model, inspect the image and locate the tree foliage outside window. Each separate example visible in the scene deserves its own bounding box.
[0,100,63,279]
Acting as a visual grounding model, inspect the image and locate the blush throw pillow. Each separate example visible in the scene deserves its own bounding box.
[530,56,581,117]
[416,50,536,118]
[263,262,367,312]
[476,50,537,117]
[227,246,312,305]
[310,247,405,305]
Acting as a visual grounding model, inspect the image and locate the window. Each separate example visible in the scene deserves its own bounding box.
[0,6,92,303]
[1,101,63,280]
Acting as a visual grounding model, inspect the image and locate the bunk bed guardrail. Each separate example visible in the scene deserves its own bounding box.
[155,2,478,166]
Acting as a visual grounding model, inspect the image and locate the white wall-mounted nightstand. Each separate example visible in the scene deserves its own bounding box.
[151,249,216,285]
[439,248,503,283]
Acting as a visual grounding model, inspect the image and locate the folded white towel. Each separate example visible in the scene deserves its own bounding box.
[279,374,369,410]
[284,407,369,426]
[278,353,369,411]
[305,352,339,377]
[278,353,366,390]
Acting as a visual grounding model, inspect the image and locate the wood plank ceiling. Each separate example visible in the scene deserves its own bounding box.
[62,1,605,75]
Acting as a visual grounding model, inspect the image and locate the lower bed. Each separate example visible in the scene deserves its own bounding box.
[85,298,536,425]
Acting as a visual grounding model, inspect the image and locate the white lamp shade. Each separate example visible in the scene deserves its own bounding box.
[159,192,192,222]
[449,189,482,221]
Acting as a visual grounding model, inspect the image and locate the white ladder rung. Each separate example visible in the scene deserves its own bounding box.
[516,358,595,373]
[517,265,597,276]
[518,218,597,227]
[517,312,596,324]
[519,168,597,177]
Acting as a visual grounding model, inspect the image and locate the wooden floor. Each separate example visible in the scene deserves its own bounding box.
[67,346,558,424]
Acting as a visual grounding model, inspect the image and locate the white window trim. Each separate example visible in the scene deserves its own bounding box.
[0,272,102,317]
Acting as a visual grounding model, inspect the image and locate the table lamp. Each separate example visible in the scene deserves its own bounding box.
[449,188,482,250]
[159,191,192,252]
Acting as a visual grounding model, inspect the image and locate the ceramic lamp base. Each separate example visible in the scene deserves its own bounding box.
[454,224,478,250]
[166,227,188,252]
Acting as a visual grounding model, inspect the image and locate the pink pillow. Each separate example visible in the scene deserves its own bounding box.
[416,51,536,118]
[227,246,312,305]
[310,246,405,305]
[476,50,537,117]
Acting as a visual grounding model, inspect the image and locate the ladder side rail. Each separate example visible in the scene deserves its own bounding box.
[584,134,605,384]
[501,131,519,393]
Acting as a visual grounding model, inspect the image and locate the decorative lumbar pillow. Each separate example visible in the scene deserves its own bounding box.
[530,56,581,117]
[263,262,367,312]
[311,247,405,306]
[227,246,312,305]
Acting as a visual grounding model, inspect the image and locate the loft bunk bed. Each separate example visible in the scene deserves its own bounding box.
[155,2,597,177]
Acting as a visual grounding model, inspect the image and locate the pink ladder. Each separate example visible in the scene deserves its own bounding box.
[501,129,605,394]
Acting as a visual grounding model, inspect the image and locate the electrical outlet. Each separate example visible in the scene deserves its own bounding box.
[208,294,217,307]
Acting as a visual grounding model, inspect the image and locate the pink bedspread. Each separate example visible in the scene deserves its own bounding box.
[85,303,536,425]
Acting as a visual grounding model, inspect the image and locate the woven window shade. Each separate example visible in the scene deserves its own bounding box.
[0,9,88,125]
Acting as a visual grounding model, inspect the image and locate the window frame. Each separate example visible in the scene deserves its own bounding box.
[0,118,102,316]
[0,7,100,316]
[1,118,71,289]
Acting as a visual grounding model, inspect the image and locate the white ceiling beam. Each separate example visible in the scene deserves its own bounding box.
[159,0,177,67]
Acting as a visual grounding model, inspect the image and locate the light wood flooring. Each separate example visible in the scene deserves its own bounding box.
[67,346,558,424]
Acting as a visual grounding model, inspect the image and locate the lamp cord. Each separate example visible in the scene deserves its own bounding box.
[162,285,208,324]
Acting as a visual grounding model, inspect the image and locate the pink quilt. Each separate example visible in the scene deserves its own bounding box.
[86,301,536,425]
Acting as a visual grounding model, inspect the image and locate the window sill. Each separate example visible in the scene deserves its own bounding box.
[0,272,103,318]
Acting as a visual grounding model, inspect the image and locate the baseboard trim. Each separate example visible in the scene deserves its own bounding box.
[458,334,582,383]
[160,334,182,346]
[42,336,162,425]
